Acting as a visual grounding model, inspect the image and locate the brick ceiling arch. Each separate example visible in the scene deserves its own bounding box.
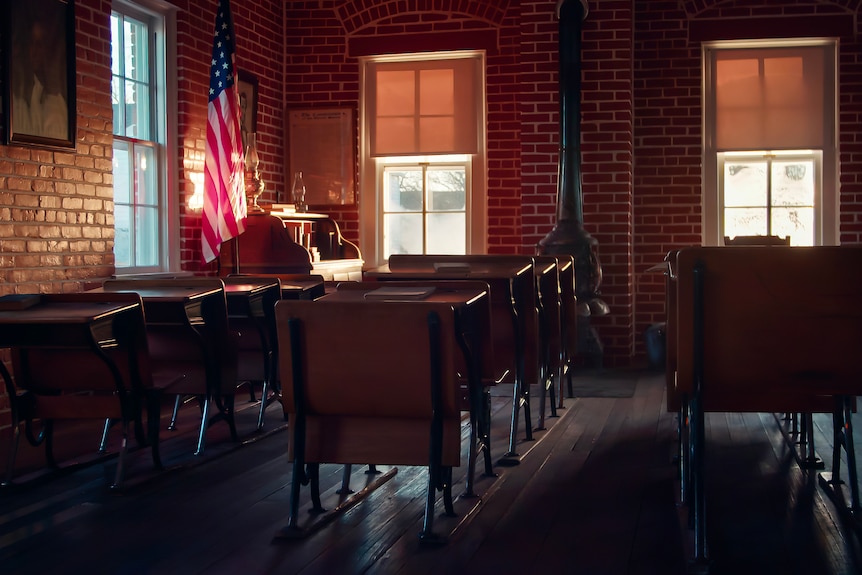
[680,0,858,18]
[334,0,506,34]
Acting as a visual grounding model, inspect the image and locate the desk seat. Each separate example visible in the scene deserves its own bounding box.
[671,246,862,566]
[366,254,538,459]
[275,298,469,543]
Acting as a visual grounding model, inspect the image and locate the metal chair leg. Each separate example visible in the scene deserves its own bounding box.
[167,395,182,431]
[99,418,113,453]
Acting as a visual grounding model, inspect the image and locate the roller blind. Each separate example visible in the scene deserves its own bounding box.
[367,56,480,157]
[715,45,828,150]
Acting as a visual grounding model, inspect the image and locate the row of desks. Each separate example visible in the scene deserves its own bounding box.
[0,255,577,493]
[272,254,577,540]
[0,275,327,487]
[364,254,577,459]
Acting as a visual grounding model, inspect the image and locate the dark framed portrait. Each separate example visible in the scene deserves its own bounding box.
[2,0,77,149]
[236,70,258,154]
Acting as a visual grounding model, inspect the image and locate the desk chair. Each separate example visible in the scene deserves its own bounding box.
[275,299,467,543]
[223,276,282,430]
[2,292,178,488]
[382,253,539,457]
[533,256,563,429]
[555,255,578,404]
[673,246,862,565]
[101,278,239,456]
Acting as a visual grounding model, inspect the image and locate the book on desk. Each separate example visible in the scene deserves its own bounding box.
[363,286,436,300]
[0,294,42,311]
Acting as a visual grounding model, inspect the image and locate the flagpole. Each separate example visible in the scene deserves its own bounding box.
[201,0,248,267]
[233,235,240,274]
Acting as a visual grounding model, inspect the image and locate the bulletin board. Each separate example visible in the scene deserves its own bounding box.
[287,108,355,205]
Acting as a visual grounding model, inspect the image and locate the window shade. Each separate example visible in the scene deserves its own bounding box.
[368,57,480,157]
[715,46,827,150]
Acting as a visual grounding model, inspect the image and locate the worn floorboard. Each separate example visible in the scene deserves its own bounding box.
[0,371,861,574]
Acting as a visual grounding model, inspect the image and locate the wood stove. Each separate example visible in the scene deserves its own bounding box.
[537,0,608,366]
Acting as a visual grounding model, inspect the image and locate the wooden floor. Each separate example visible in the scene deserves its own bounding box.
[1,370,861,574]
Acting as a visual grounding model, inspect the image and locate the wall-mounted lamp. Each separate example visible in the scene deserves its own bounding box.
[188,171,205,212]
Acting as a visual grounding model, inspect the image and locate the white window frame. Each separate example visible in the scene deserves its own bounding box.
[377,155,472,259]
[702,39,838,246]
[717,150,821,245]
[111,0,179,273]
[359,51,488,268]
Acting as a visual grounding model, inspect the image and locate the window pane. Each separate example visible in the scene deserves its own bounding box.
[426,213,465,254]
[135,145,157,205]
[419,69,454,116]
[113,140,132,203]
[772,160,814,206]
[114,204,132,268]
[377,70,415,115]
[418,117,456,154]
[111,2,168,272]
[112,76,124,135]
[384,170,422,212]
[428,169,465,211]
[725,207,768,238]
[376,118,416,154]
[724,161,767,207]
[772,207,814,246]
[125,80,150,140]
[384,213,422,258]
[135,206,159,267]
[111,15,121,76]
[124,18,149,83]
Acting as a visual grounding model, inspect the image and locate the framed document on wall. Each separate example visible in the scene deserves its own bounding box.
[3,0,76,149]
[287,108,355,205]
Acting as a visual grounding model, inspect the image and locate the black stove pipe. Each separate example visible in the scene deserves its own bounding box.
[537,0,607,364]
[537,0,606,314]
[554,0,586,225]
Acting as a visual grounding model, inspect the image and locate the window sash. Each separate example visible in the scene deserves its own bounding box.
[718,151,820,246]
[379,158,470,261]
[111,1,170,273]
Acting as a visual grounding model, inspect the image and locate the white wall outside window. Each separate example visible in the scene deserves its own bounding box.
[702,39,838,246]
[111,0,178,272]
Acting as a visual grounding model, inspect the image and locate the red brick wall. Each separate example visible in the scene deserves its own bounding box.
[0,0,115,294]
[176,0,285,272]
[580,0,636,363]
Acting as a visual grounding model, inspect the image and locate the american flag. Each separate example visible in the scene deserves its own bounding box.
[201,0,246,264]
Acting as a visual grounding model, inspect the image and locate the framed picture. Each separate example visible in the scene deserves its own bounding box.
[236,70,258,154]
[288,108,356,205]
[2,0,76,149]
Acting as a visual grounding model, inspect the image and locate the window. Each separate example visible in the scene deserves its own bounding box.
[719,151,817,245]
[380,157,470,258]
[702,40,837,246]
[111,0,177,272]
[360,52,487,267]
